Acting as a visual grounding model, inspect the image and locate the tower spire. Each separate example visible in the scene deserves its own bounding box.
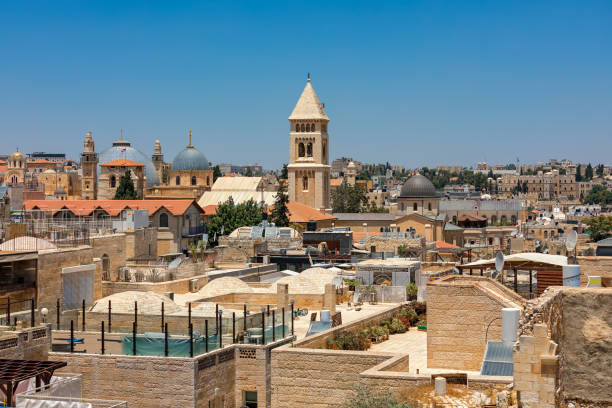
[188,129,192,146]
[307,72,310,82]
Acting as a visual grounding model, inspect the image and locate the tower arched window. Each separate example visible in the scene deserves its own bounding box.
[159,213,169,228]
[301,124,305,132]
[302,176,309,191]
[295,123,300,132]
[428,202,432,211]
[110,175,116,188]
[306,143,313,157]
[413,203,418,211]
[206,176,210,186]
[191,176,197,186]
[306,124,310,132]
[175,175,181,185]
[311,123,315,131]
[298,143,305,158]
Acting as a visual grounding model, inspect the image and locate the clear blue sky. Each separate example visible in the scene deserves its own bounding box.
[1,1,611,169]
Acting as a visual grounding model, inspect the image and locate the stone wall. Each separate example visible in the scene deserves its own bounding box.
[577,256,612,286]
[0,325,51,360]
[427,276,522,371]
[365,236,426,256]
[102,274,209,297]
[90,234,127,278]
[124,228,158,260]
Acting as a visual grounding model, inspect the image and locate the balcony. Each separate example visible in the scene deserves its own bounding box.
[182,225,207,237]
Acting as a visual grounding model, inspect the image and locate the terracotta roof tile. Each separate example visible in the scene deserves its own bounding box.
[24,199,200,216]
[330,178,343,187]
[203,205,218,215]
[100,159,145,167]
[268,201,336,223]
[435,241,460,249]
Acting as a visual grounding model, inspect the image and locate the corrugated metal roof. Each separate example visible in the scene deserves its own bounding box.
[481,341,513,376]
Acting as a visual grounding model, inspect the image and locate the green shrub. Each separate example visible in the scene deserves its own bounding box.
[397,307,418,325]
[342,384,411,408]
[333,331,371,351]
[389,318,407,334]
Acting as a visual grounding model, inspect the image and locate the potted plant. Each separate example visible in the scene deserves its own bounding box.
[406,283,418,301]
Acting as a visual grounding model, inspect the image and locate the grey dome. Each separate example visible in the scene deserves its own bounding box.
[400,174,438,198]
[54,187,66,195]
[172,145,209,171]
[98,139,159,188]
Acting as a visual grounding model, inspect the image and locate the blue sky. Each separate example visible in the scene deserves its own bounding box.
[1,1,611,169]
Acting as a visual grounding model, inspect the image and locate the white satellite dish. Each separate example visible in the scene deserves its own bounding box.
[495,251,505,272]
[566,230,578,252]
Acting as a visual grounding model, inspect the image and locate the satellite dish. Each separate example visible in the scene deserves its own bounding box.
[495,251,505,272]
[491,270,499,280]
[566,230,578,252]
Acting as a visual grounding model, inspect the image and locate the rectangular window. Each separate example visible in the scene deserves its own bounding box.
[244,391,257,408]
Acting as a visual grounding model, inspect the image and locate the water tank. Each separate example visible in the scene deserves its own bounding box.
[501,308,520,344]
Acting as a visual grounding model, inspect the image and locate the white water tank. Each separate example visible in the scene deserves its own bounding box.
[501,308,520,344]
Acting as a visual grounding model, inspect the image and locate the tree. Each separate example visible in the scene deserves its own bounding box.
[244,167,253,177]
[269,180,290,227]
[114,170,138,200]
[576,164,582,181]
[585,163,594,181]
[280,163,288,180]
[584,215,612,242]
[342,384,410,408]
[596,164,605,177]
[212,165,222,182]
[584,185,612,207]
[331,184,368,213]
[206,197,262,245]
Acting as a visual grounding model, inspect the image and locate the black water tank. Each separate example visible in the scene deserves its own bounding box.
[306,221,317,231]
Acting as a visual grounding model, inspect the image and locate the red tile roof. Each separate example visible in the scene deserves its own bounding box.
[202,205,218,216]
[100,159,145,167]
[24,199,200,216]
[330,178,343,187]
[268,201,337,223]
[27,159,55,164]
[435,241,460,249]
[0,165,7,173]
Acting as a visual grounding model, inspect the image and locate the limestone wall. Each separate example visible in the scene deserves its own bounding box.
[0,325,50,360]
[577,256,612,286]
[90,234,127,278]
[101,274,209,297]
[426,277,520,371]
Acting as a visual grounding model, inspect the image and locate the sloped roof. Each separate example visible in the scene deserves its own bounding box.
[198,176,276,207]
[270,201,336,223]
[330,178,343,187]
[211,176,263,191]
[202,205,218,216]
[24,199,200,216]
[100,158,145,167]
[435,241,460,249]
[90,291,183,314]
[0,237,57,251]
[462,253,568,268]
[288,79,329,121]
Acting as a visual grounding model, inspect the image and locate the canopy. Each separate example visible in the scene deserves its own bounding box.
[460,253,567,269]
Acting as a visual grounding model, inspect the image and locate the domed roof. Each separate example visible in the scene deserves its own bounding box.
[10,151,24,160]
[400,174,438,198]
[197,277,252,298]
[98,138,159,187]
[273,275,321,294]
[171,131,209,171]
[90,291,183,314]
[172,146,209,171]
[44,169,57,174]
[54,187,67,195]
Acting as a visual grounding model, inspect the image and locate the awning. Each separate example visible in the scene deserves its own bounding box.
[460,253,568,269]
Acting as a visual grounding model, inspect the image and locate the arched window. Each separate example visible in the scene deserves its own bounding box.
[452,216,457,224]
[428,202,432,211]
[311,123,315,131]
[302,176,308,191]
[101,254,110,280]
[191,176,197,186]
[511,215,517,225]
[175,175,181,185]
[295,123,300,132]
[159,213,169,228]
[298,143,305,157]
[491,215,498,224]
[306,143,313,157]
[501,215,507,224]
[544,230,548,239]
[306,123,310,132]
[413,203,418,211]
[110,175,116,188]
[301,123,305,132]
[206,176,210,186]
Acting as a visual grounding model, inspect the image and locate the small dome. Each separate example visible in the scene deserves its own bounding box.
[348,161,356,168]
[44,169,57,174]
[90,291,183,314]
[98,138,159,187]
[197,277,252,298]
[400,174,438,198]
[54,187,67,195]
[10,151,24,160]
[172,145,209,171]
[274,275,321,294]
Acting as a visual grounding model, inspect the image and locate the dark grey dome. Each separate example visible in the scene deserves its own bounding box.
[172,145,209,171]
[54,187,66,195]
[400,174,438,198]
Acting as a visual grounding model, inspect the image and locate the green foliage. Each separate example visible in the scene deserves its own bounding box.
[585,163,594,181]
[584,185,612,206]
[269,180,290,227]
[331,184,368,213]
[244,167,253,177]
[388,318,407,334]
[206,197,262,245]
[585,215,612,242]
[596,164,605,177]
[576,164,582,181]
[114,170,138,200]
[405,283,418,300]
[212,165,222,182]
[329,331,371,351]
[342,384,411,408]
[398,307,418,325]
[280,163,288,180]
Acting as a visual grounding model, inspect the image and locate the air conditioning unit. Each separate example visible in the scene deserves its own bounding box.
[189,279,199,292]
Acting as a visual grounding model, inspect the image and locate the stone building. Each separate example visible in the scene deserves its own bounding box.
[498,170,593,200]
[5,151,26,184]
[98,159,145,200]
[396,174,440,217]
[80,131,98,199]
[287,75,331,210]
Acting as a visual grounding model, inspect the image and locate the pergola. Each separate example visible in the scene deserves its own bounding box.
[458,253,568,296]
[0,359,67,406]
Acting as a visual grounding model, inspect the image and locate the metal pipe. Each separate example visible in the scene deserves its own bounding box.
[56,298,60,330]
[7,296,10,324]
[290,302,294,336]
[101,321,105,354]
[164,323,169,357]
[108,300,112,333]
[188,303,192,327]
[261,310,266,345]
[205,320,209,353]
[243,304,247,331]
[132,322,137,356]
[282,307,285,338]
[82,299,86,331]
[232,312,236,344]
[70,320,74,353]
[161,302,165,331]
[272,310,276,342]
[134,301,138,326]
[31,298,35,328]
[189,323,193,357]
[215,304,219,334]
[219,311,223,349]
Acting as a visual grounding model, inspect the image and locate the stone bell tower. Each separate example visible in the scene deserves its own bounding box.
[287,75,330,210]
[81,131,98,200]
